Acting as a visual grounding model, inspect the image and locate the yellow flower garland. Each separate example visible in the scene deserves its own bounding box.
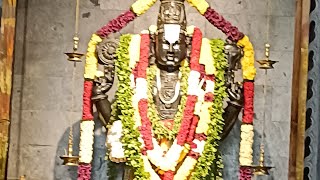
[131,0,157,16]
[186,0,209,15]
[84,34,102,80]
[237,35,256,80]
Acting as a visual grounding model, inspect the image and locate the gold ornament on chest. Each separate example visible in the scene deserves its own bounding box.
[154,68,182,120]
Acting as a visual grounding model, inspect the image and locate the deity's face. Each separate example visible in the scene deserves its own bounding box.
[155,24,187,68]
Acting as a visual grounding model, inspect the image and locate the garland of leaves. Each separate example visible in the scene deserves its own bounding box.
[190,39,227,179]
[114,34,149,180]
[146,62,190,140]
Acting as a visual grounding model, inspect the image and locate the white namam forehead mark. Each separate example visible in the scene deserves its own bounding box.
[164,24,181,44]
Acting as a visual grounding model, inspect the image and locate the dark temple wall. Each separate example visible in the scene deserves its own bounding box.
[7,0,295,179]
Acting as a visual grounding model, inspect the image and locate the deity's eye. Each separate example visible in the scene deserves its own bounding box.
[173,44,180,50]
[163,44,169,50]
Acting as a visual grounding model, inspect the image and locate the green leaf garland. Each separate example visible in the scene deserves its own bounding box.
[191,39,228,180]
[114,34,149,180]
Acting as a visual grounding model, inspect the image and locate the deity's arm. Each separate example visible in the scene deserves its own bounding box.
[91,37,119,126]
[220,40,244,140]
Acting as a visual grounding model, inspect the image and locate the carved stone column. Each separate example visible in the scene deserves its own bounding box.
[304,0,320,179]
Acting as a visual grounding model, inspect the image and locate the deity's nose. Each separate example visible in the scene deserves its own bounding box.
[168,43,174,53]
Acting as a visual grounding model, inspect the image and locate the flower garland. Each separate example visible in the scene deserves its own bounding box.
[122,27,226,179]
[97,10,136,38]
[188,1,256,178]
[115,34,149,180]
[186,0,209,15]
[78,164,92,180]
[204,7,244,42]
[78,33,102,180]
[190,39,227,180]
[131,0,157,16]
[79,1,257,179]
[237,35,256,180]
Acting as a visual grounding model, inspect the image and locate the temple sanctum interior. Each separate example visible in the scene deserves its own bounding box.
[0,0,318,180]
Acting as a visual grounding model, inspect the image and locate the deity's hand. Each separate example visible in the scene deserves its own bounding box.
[221,41,244,140]
[227,82,243,106]
[92,37,119,127]
[225,39,243,71]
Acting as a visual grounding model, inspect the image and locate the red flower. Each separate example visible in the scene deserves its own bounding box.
[138,99,154,150]
[177,95,198,145]
[162,170,175,180]
[205,75,215,81]
[204,92,214,102]
[97,10,136,38]
[188,150,200,160]
[136,34,150,78]
[78,164,92,180]
[242,81,254,124]
[239,166,252,180]
[82,81,94,120]
[190,28,202,71]
[141,147,147,155]
[203,8,244,42]
[186,116,199,143]
[189,142,197,149]
[194,133,207,141]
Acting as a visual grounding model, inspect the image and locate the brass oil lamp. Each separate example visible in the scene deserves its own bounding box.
[251,144,273,175]
[60,0,83,166]
[250,43,277,176]
[257,44,278,69]
[60,127,80,166]
[65,0,84,62]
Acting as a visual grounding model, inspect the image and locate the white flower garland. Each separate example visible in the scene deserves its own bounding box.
[79,121,95,163]
[239,124,254,166]
[106,121,126,160]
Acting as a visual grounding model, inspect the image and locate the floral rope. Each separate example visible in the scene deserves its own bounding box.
[239,167,252,180]
[77,34,102,179]
[242,81,254,124]
[186,0,209,15]
[97,10,136,38]
[204,7,244,42]
[131,0,157,16]
[115,34,149,179]
[237,36,256,179]
[190,39,227,180]
[82,81,94,120]
[78,164,92,180]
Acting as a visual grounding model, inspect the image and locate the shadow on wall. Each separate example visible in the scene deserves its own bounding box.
[53,116,273,180]
[221,118,275,180]
[53,113,119,180]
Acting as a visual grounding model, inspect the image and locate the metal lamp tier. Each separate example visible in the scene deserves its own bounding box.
[65,0,84,62]
[60,127,80,166]
[65,36,84,62]
[60,0,83,166]
[252,43,277,176]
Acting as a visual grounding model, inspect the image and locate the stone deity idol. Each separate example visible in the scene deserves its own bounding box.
[77,0,256,179]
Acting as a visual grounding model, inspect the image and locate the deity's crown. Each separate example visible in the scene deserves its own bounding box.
[158,0,187,30]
